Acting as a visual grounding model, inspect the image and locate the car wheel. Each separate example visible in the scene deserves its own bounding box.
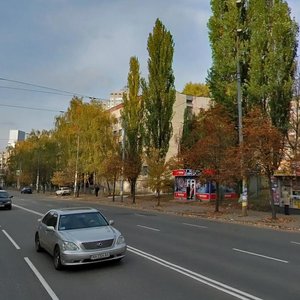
[7,204,12,210]
[35,233,43,252]
[53,246,63,270]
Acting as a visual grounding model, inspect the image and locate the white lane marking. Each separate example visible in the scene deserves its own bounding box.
[24,257,59,300]
[183,222,208,229]
[128,246,262,300]
[233,248,288,264]
[2,230,21,250]
[291,241,300,245]
[13,204,44,216]
[137,225,160,231]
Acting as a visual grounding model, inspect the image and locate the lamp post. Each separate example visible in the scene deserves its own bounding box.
[36,153,40,193]
[74,134,79,197]
[236,0,247,216]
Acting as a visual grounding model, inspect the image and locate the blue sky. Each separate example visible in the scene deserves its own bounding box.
[0,0,299,151]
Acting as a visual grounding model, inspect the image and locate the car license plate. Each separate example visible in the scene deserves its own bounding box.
[91,252,110,260]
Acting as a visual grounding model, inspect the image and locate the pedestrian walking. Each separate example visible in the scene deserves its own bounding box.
[95,185,100,197]
[186,183,191,200]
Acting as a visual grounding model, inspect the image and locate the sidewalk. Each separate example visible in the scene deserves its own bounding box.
[64,193,300,233]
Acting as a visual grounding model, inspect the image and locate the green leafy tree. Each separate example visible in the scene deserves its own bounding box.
[246,0,298,134]
[285,62,300,172]
[121,56,144,204]
[180,108,202,153]
[207,0,298,133]
[182,82,210,97]
[142,18,176,161]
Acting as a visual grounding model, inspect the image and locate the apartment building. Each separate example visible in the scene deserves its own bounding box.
[108,91,211,161]
[107,91,211,193]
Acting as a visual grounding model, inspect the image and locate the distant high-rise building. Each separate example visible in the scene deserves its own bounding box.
[103,87,128,109]
[8,130,25,148]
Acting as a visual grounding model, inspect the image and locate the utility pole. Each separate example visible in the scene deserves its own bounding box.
[36,154,40,193]
[74,135,79,197]
[236,0,248,216]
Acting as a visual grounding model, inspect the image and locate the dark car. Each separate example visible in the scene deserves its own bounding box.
[0,190,13,210]
[21,187,32,194]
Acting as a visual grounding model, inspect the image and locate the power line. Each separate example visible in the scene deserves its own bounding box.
[0,77,104,100]
[0,86,72,97]
[0,103,64,113]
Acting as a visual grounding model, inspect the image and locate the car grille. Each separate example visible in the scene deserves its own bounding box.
[82,239,114,250]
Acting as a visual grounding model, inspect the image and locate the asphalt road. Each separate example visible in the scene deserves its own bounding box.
[1,191,300,300]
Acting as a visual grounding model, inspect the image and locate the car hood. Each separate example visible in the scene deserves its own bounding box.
[59,226,119,243]
[0,198,11,202]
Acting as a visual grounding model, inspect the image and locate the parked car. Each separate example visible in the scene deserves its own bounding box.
[35,207,126,270]
[55,187,71,196]
[21,187,32,194]
[0,190,13,210]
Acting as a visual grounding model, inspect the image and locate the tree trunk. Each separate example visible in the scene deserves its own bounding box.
[131,179,136,204]
[157,189,161,206]
[83,173,86,194]
[112,176,116,202]
[268,174,277,219]
[106,180,111,196]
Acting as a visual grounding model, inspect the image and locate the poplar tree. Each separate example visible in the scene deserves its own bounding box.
[142,18,176,161]
[207,0,298,134]
[121,56,143,204]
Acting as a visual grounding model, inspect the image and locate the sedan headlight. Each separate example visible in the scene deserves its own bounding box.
[62,241,79,251]
[116,235,125,245]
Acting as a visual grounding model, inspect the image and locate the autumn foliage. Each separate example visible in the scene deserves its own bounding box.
[183,104,239,212]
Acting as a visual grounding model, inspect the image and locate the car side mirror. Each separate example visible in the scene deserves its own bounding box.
[10,196,13,198]
[109,220,114,225]
[46,226,55,232]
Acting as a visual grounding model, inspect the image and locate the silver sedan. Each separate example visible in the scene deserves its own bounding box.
[35,207,126,270]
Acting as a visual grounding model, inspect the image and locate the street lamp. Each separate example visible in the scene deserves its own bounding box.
[236,0,248,216]
[74,134,79,197]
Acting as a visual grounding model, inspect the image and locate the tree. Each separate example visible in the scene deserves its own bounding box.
[121,56,144,204]
[207,0,298,133]
[53,97,116,194]
[183,104,239,212]
[182,82,210,97]
[180,108,203,154]
[7,130,57,191]
[246,0,298,135]
[145,148,172,206]
[100,151,122,202]
[285,62,300,170]
[142,18,176,161]
[243,107,285,219]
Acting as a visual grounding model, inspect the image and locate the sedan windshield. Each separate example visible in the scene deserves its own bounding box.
[0,192,9,198]
[58,212,108,231]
